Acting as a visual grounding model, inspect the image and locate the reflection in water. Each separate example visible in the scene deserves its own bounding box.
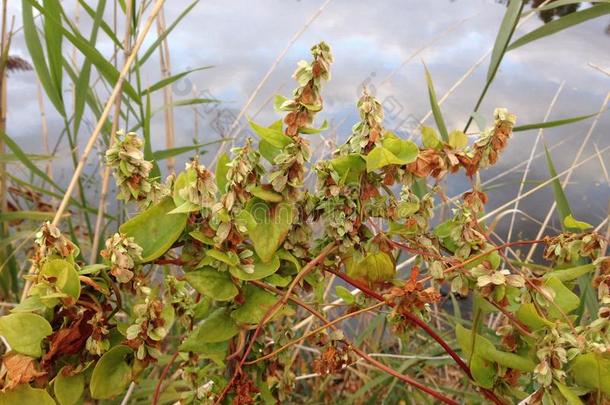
[526,0,579,23]
[527,1,610,34]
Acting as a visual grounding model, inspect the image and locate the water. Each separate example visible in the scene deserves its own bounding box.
[5,0,610,242]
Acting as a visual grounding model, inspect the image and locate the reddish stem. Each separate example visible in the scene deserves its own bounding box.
[325,268,507,405]
[152,351,179,405]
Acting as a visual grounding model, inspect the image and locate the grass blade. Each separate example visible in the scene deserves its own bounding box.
[463,0,524,132]
[488,0,523,82]
[21,0,65,115]
[139,0,199,66]
[0,132,62,192]
[509,4,610,50]
[152,139,227,161]
[25,0,141,103]
[0,153,54,163]
[513,111,601,132]
[0,211,64,222]
[423,64,449,142]
[42,0,64,102]
[543,144,598,319]
[73,0,108,137]
[78,0,123,49]
[143,92,161,178]
[143,66,212,94]
[527,0,610,13]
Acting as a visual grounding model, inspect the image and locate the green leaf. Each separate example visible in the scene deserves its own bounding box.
[335,285,354,304]
[259,139,282,163]
[382,132,419,162]
[345,252,396,284]
[40,259,81,300]
[470,353,495,389]
[544,276,580,319]
[571,352,610,396]
[509,4,610,50]
[513,112,599,132]
[516,302,553,331]
[365,146,412,172]
[185,267,238,302]
[180,340,228,365]
[231,284,292,325]
[54,367,85,405]
[90,345,133,399]
[455,324,535,372]
[330,153,366,185]
[250,186,283,202]
[0,384,56,405]
[489,0,523,81]
[448,130,468,149]
[0,313,52,357]
[563,214,592,231]
[119,197,187,262]
[555,381,585,405]
[421,126,441,149]
[229,254,280,281]
[215,153,231,192]
[299,119,329,134]
[423,64,449,141]
[248,118,292,149]
[180,308,238,345]
[239,199,295,263]
[543,263,596,282]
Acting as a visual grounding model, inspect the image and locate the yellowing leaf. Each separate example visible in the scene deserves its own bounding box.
[421,126,440,149]
[215,153,231,192]
[250,186,283,202]
[0,384,55,405]
[516,302,553,331]
[345,252,396,284]
[563,214,593,231]
[571,352,610,396]
[448,129,468,149]
[0,313,52,357]
[40,259,81,300]
[544,276,580,319]
[330,153,366,185]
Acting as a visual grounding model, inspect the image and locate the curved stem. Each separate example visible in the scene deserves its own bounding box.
[152,351,179,405]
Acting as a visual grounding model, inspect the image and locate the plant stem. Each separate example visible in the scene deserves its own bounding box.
[214,242,336,404]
